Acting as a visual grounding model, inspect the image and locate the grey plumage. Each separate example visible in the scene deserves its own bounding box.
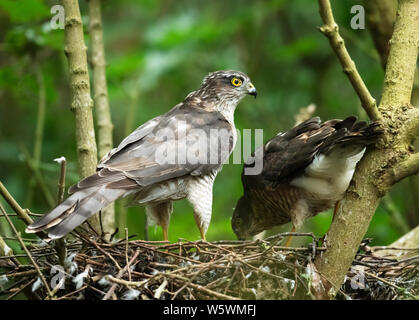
[26,70,257,240]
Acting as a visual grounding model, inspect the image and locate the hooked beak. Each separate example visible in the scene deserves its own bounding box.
[247,82,257,98]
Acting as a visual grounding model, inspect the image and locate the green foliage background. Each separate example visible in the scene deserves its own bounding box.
[0,0,417,248]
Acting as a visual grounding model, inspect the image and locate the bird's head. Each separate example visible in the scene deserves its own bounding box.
[197,70,257,106]
[231,196,254,240]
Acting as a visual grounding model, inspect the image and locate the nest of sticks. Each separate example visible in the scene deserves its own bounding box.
[1,230,418,300]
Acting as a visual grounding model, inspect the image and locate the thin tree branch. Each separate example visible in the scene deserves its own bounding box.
[55,157,67,204]
[318,0,381,121]
[89,0,113,160]
[390,152,419,185]
[54,157,67,267]
[62,0,100,232]
[0,181,33,225]
[89,0,116,237]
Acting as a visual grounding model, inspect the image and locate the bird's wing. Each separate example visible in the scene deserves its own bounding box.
[97,112,167,166]
[242,116,382,190]
[242,117,326,188]
[69,101,235,193]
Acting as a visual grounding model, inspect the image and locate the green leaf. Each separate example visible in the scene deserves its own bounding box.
[0,0,49,23]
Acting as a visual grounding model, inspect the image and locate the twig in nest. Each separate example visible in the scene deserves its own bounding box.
[125,228,131,281]
[2,229,416,300]
[0,202,52,297]
[102,249,141,300]
[79,234,121,270]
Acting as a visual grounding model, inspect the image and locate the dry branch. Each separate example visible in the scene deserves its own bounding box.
[56,157,67,203]
[0,203,52,297]
[102,249,141,300]
[54,157,67,267]
[1,229,417,300]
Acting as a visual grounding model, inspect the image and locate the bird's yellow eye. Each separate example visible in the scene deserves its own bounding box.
[231,77,242,87]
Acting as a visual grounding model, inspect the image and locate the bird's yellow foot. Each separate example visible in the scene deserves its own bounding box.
[284,226,296,247]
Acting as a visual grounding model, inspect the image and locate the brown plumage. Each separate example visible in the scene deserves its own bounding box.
[231,116,383,240]
[26,70,257,240]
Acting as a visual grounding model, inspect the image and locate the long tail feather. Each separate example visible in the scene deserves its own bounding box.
[25,187,125,240]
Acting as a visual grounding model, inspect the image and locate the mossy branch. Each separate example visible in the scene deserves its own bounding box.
[62,0,100,232]
[314,0,419,299]
[380,0,419,108]
[363,0,419,222]
[363,0,419,107]
[389,152,419,185]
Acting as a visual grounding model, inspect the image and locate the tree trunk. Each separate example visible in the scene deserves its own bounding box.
[314,0,419,298]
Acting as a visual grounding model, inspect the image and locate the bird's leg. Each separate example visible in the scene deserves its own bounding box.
[186,181,213,241]
[287,199,308,247]
[162,227,169,242]
[146,202,173,242]
[285,225,296,247]
[193,212,207,241]
[199,227,206,241]
[319,201,340,246]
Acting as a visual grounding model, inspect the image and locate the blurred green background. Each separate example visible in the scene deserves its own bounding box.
[0,0,417,249]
